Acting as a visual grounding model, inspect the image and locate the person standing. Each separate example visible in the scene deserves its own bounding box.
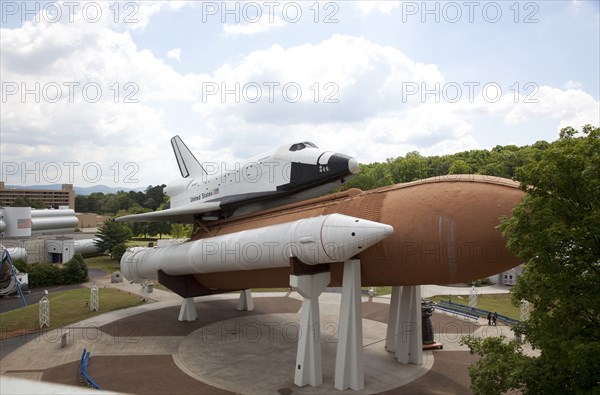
[487,312,492,325]
[492,312,498,326]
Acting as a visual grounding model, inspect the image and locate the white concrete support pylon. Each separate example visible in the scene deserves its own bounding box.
[334,259,364,391]
[385,286,401,353]
[237,289,254,311]
[395,285,423,365]
[178,298,198,321]
[290,271,330,388]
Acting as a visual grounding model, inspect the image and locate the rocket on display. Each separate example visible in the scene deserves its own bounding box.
[121,171,525,295]
[121,213,393,283]
[116,136,358,223]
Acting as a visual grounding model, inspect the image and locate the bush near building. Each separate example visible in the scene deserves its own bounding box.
[13,253,89,288]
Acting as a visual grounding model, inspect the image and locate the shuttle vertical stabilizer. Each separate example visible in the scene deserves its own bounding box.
[171,136,207,179]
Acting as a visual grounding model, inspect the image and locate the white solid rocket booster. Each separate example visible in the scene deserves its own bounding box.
[121,214,393,283]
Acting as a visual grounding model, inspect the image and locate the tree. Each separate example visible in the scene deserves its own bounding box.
[388,151,428,182]
[145,184,166,210]
[11,196,46,209]
[461,336,530,394]
[171,223,192,239]
[346,162,394,190]
[463,125,600,394]
[448,159,471,174]
[111,243,128,262]
[147,221,171,239]
[94,219,132,260]
[75,195,89,212]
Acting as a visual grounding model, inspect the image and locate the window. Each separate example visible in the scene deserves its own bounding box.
[289,143,306,151]
[289,141,319,151]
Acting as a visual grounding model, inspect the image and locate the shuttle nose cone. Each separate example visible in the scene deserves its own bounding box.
[348,157,359,175]
[320,214,394,262]
[328,154,359,177]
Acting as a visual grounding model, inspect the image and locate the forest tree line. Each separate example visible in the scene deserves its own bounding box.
[75,184,185,238]
[344,140,550,190]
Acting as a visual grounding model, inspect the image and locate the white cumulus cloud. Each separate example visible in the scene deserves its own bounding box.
[564,80,583,89]
[1,10,598,186]
[223,15,286,36]
[167,48,182,62]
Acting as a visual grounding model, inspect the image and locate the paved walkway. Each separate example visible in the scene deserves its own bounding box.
[1,278,528,394]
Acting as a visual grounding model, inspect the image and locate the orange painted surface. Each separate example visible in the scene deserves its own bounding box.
[191,175,524,288]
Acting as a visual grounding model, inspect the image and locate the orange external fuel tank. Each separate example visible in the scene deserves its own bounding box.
[181,175,524,293]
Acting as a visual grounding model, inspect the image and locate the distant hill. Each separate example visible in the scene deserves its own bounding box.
[4,184,144,195]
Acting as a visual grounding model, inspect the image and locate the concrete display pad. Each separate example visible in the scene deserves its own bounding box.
[1,292,502,394]
[175,312,433,394]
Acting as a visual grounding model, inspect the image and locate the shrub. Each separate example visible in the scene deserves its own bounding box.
[17,263,63,288]
[111,243,127,261]
[473,278,494,287]
[63,253,89,284]
[10,254,88,288]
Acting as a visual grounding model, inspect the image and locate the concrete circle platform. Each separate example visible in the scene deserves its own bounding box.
[0,290,515,394]
[175,311,432,394]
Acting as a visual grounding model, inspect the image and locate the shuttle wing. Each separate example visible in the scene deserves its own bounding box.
[115,201,221,223]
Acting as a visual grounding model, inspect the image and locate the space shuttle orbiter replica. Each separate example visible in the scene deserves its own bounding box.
[117,136,358,223]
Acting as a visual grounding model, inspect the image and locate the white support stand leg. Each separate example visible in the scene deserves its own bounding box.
[290,271,330,388]
[178,298,197,322]
[395,285,422,365]
[385,286,401,353]
[237,289,254,311]
[334,259,364,391]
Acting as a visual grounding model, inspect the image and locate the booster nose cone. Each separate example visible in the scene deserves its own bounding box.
[348,157,359,175]
[120,247,158,283]
[320,214,394,262]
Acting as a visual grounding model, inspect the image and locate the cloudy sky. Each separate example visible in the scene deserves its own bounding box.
[1,0,598,188]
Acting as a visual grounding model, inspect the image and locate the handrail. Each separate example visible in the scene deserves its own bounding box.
[434,305,479,321]
[79,348,101,389]
[436,300,520,325]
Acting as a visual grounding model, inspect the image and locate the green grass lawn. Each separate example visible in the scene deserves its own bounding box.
[366,286,392,295]
[85,255,120,273]
[0,288,143,338]
[84,254,172,292]
[425,293,521,320]
[127,240,157,247]
[85,242,153,273]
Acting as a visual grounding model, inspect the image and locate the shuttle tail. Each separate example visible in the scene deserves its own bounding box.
[171,135,207,179]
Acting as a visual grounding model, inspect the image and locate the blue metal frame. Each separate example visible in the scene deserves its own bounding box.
[435,300,520,326]
[79,348,101,389]
[1,249,27,306]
